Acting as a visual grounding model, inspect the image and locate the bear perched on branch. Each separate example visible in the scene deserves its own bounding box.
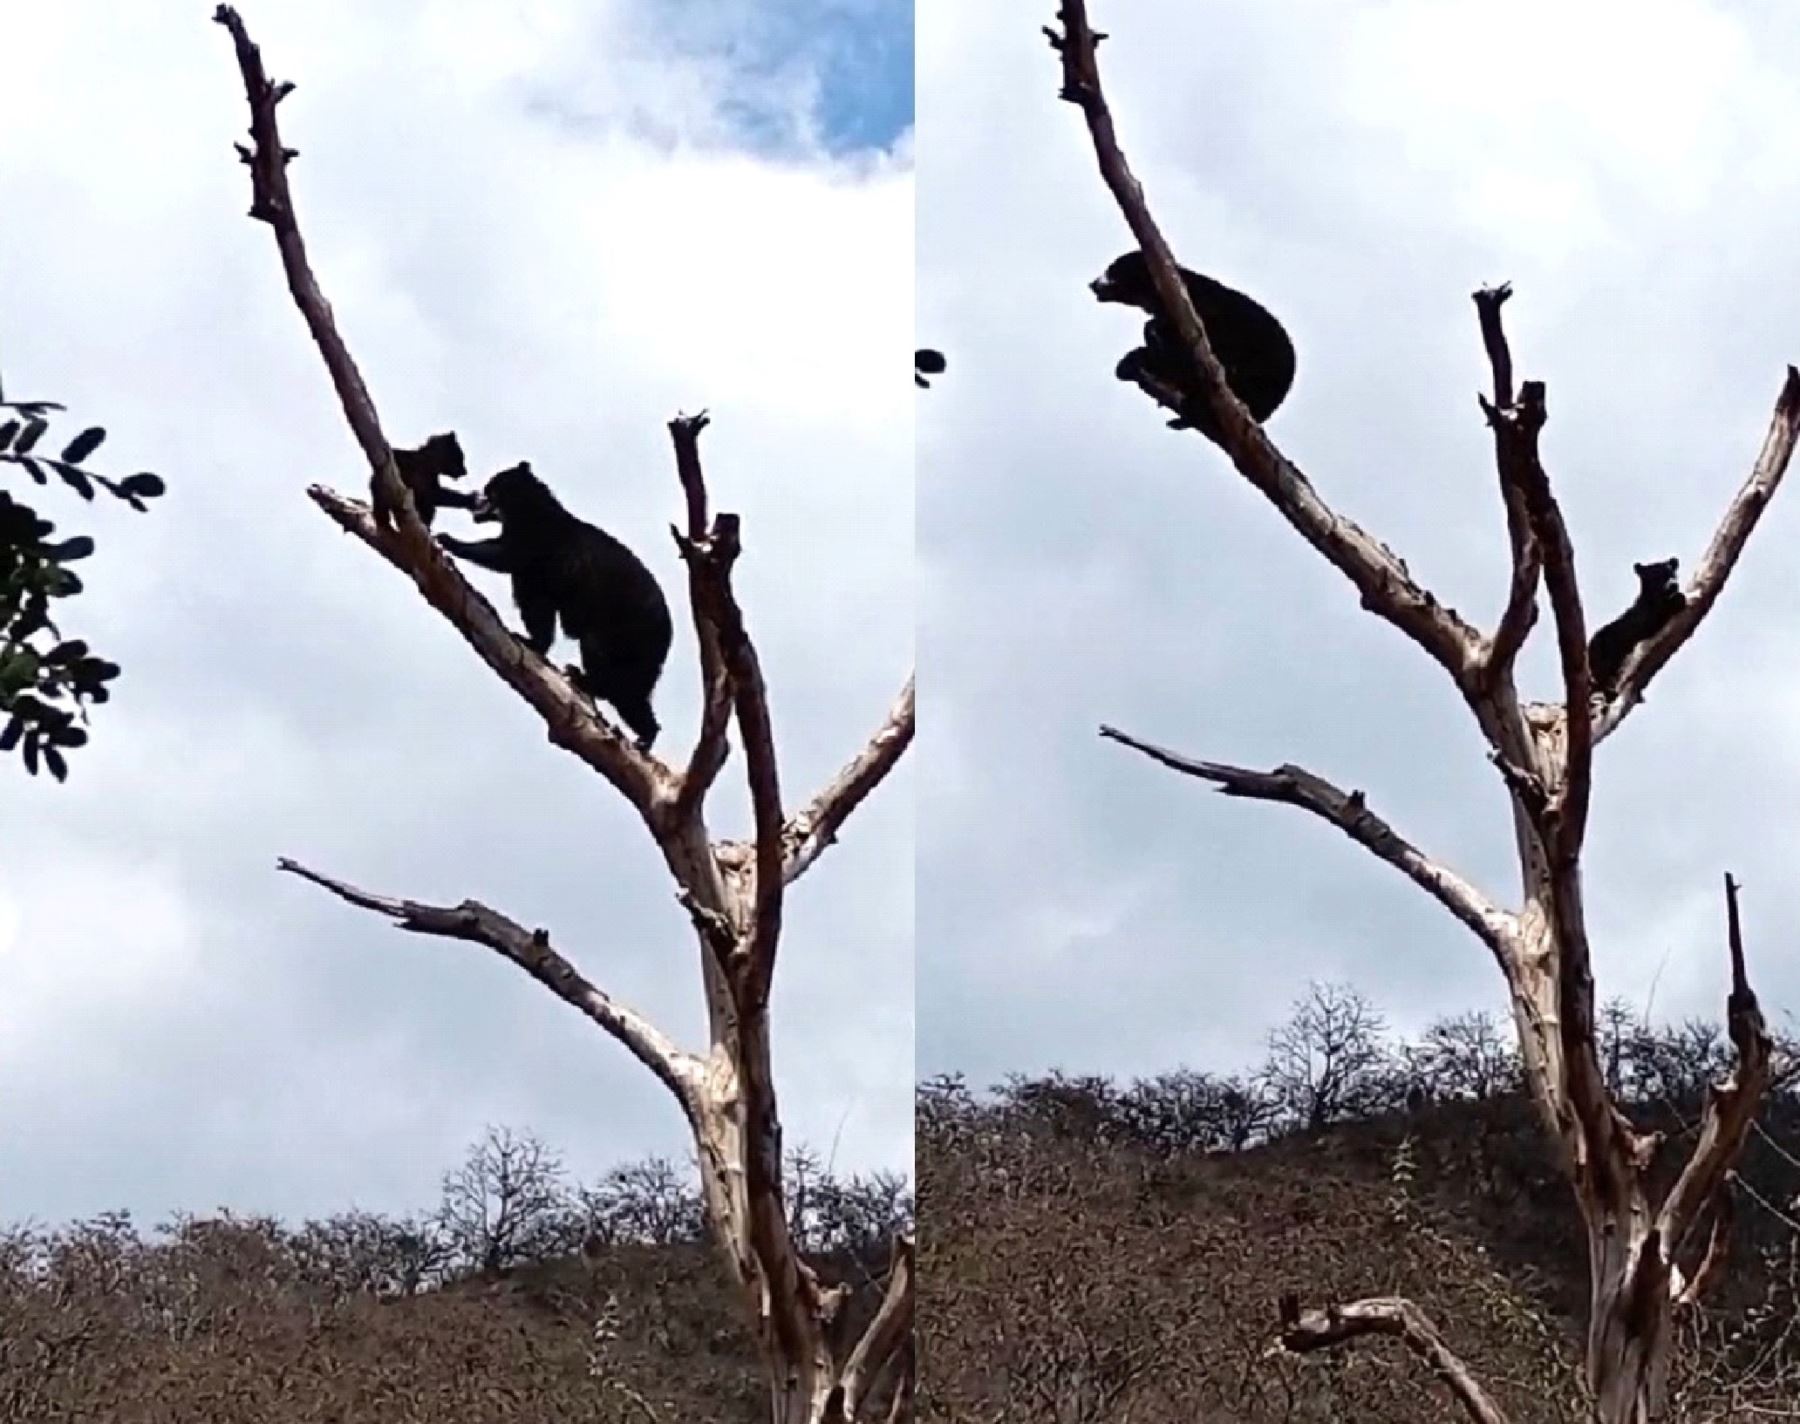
[1587,557,1686,694]
[439,463,673,749]
[1091,251,1295,444]
[377,432,474,531]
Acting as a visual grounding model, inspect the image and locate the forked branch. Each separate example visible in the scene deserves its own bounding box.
[1278,1293,1514,1424]
[1482,380,1593,856]
[1473,284,1542,684]
[837,1235,916,1418]
[670,415,785,998]
[275,857,700,1112]
[670,412,734,822]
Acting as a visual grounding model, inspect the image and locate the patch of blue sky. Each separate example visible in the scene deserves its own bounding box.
[659,0,913,158]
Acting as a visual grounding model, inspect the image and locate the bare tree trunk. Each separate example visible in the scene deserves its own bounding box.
[212,10,914,1418]
[1045,4,1794,1419]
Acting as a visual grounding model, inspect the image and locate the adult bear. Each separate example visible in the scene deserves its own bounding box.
[439,462,672,750]
[1091,251,1296,444]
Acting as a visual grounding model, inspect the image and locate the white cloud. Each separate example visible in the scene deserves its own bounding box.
[0,0,911,1223]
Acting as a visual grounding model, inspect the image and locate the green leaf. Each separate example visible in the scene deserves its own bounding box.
[14,420,48,454]
[120,471,166,499]
[0,716,21,752]
[43,745,67,782]
[0,420,17,451]
[22,734,39,776]
[45,536,95,561]
[18,458,46,485]
[60,427,106,464]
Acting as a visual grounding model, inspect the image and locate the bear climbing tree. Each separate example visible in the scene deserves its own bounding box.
[1045,4,1799,1422]
[213,9,914,1422]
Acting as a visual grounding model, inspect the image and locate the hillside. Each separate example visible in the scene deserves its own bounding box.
[918,992,1800,1423]
[0,1130,909,1423]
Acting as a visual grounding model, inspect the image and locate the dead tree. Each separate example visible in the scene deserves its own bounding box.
[212,9,914,1420]
[1044,4,1795,1421]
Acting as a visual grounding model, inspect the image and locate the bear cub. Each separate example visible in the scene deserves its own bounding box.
[379,432,474,530]
[1587,557,1685,694]
[439,462,673,750]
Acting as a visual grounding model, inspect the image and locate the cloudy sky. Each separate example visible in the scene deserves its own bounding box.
[0,0,912,1226]
[918,0,1800,1087]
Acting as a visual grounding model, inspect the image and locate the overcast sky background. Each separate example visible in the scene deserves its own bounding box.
[0,0,912,1227]
[918,0,1800,1089]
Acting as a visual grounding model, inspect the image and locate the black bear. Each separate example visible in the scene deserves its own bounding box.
[378,432,474,530]
[438,462,673,750]
[1586,557,1685,693]
[1090,251,1296,445]
[914,348,947,388]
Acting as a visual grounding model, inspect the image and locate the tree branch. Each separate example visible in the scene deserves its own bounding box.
[1673,1178,1735,1310]
[784,675,915,885]
[1046,0,1482,686]
[275,857,700,1114]
[671,415,785,1001]
[213,5,414,537]
[1101,724,1515,959]
[1659,873,1771,1257]
[669,412,733,824]
[838,1235,915,1419]
[1597,366,1800,737]
[1473,284,1541,685]
[1278,1293,1514,1424]
[1483,381,1592,859]
[307,485,663,812]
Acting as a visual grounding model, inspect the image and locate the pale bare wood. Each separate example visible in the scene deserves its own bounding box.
[1474,283,1542,686]
[838,1236,916,1418]
[1278,1294,1514,1424]
[786,677,916,885]
[1595,366,1800,740]
[669,409,734,823]
[306,485,663,810]
[276,858,700,1112]
[1045,0,1483,688]
[1100,725,1516,959]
